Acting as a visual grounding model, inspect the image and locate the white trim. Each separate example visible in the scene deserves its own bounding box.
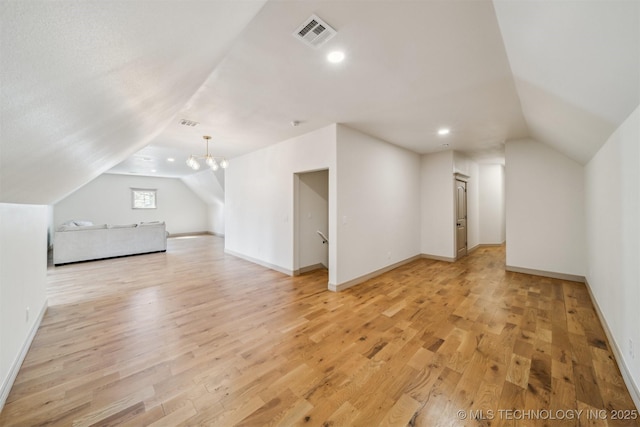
[328,255,422,292]
[505,265,585,283]
[476,242,505,248]
[454,172,470,182]
[421,253,456,263]
[468,243,505,255]
[0,299,48,412]
[294,263,327,276]
[168,231,223,238]
[224,249,294,276]
[584,279,640,410]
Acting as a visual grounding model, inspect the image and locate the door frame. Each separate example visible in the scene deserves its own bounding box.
[454,173,469,260]
[293,168,330,276]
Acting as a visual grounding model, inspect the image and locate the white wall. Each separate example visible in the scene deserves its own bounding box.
[46,204,55,249]
[335,125,421,285]
[225,125,337,279]
[181,170,225,235]
[0,203,48,410]
[207,203,225,236]
[585,106,639,406]
[54,174,209,236]
[479,164,506,244]
[505,139,585,276]
[226,124,421,289]
[421,151,455,259]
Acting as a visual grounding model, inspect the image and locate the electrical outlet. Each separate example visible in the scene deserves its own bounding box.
[630,339,635,359]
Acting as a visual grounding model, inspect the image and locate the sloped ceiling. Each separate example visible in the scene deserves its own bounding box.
[109,0,529,179]
[0,0,266,204]
[1,0,638,205]
[493,0,639,164]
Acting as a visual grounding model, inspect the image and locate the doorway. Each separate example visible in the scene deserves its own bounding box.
[294,169,329,274]
[455,176,468,259]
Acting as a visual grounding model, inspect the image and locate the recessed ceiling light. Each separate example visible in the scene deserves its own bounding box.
[151,169,157,173]
[327,51,345,63]
[167,158,175,162]
[438,128,450,136]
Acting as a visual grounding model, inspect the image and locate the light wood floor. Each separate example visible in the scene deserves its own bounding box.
[1,236,637,426]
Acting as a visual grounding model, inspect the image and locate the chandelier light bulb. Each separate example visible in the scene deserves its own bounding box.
[206,156,218,170]
[187,135,229,171]
[186,156,200,170]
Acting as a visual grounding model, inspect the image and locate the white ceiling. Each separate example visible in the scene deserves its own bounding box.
[494,0,640,164]
[1,0,638,204]
[0,0,266,203]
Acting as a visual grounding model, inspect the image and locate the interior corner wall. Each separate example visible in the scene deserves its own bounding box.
[224,124,336,278]
[53,174,209,236]
[421,150,455,259]
[46,204,54,249]
[335,125,421,285]
[180,170,226,237]
[207,202,225,236]
[585,106,639,406]
[505,139,585,276]
[0,203,48,410]
[479,164,506,244]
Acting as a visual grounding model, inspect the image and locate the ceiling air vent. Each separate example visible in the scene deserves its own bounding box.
[293,14,337,48]
[179,119,199,127]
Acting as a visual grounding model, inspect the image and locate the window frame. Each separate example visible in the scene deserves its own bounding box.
[131,188,157,209]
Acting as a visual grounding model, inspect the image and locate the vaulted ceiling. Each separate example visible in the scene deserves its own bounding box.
[1,0,638,205]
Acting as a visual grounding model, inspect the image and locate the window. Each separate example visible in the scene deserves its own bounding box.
[131,188,157,209]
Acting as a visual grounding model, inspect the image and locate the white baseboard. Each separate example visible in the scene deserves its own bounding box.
[421,253,456,263]
[0,299,48,412]
[584,279,640,410]
[472,242,505,250]
[168,231,224,238]
[328,255,422,292]
[294,263,327,276]
[505,265,585,283]
[224,249,293,276]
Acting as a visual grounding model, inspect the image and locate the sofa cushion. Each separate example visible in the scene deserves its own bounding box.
[108,223,138,229]
[58,220,94,231]
[61,224,107,232]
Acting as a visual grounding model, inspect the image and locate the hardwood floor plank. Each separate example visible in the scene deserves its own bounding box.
[0,238,637,426]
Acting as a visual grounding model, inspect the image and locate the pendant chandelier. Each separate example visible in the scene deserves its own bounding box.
[186,135,228,171]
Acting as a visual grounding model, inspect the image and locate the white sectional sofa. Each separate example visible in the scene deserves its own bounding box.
[53,221,167,265]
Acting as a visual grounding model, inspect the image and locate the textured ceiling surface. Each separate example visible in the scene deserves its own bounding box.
[0,0,266,203]
[1,0,638,204]
[494,0,639,164]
